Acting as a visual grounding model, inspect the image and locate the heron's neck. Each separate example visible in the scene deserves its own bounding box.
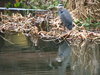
[58,7,64,11]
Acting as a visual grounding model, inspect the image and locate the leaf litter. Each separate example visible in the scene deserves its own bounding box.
[0,12,100,45]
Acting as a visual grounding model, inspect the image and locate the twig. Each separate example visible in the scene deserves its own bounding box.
[0,34,14,44]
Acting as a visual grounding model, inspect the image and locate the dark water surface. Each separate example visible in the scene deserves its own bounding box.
[0,32,100,75]
[0,50,70,75]
[0,32,72,75]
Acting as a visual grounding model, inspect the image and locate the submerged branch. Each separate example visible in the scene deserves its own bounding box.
[0,34,14,44]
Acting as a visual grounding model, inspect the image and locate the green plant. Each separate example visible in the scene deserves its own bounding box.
[19,0,59,9]
[74,18,100,30]
[14,2,20,8]
[5,2,11,8]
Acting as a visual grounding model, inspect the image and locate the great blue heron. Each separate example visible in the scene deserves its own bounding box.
[56,4,72,30]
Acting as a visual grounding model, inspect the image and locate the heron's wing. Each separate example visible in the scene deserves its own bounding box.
[59,9,72,23]
[58,9,72,30]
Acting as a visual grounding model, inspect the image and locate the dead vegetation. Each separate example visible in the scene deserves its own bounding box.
[63,0,100,22]
[71,38,100,75]
[0,12,100,45]
[0,0,99,45]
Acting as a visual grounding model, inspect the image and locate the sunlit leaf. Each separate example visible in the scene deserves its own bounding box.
[5,2,11,8]
[14,2,20,8]
[82,23,90,26]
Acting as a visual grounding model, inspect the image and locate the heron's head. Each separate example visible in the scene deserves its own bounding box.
[55,4,64,9]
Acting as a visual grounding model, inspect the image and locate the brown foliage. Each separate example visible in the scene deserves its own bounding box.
[62,0,100,22]
[0,12,99,44]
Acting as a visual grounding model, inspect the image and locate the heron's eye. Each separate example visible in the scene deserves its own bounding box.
[60,11,63,13]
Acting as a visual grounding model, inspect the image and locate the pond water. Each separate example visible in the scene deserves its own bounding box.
[0,32,72,75]
[0,49,71,75]
[0,32,100,75]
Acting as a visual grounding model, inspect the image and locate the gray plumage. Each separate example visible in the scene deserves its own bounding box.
[57,4,72,30]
